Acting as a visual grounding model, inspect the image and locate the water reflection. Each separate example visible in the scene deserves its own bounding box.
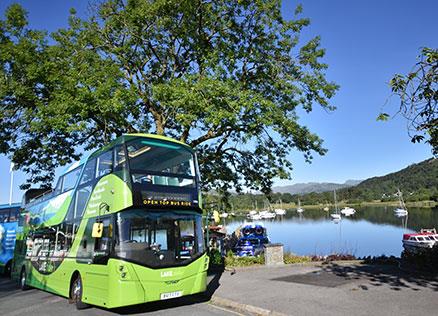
[225,206,438,257]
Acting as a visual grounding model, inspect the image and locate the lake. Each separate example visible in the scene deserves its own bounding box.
[223,206,438,258]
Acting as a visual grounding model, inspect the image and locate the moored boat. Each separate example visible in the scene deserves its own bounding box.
[233,223,269,257]
[340,206,356,216]
[402,232,435,252]
[394,189,408,217]
[330,190,341,221]
[296,199,304,213]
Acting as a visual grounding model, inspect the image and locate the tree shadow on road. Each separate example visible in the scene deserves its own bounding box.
[108,269,224,315]
[322,263,438,292]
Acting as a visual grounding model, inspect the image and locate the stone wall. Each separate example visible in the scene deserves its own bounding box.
[264,243,284,266]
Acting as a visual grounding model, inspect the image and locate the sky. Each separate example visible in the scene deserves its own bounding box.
[0,0,437,203]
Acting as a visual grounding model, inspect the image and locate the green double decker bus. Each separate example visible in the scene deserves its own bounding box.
[11,134,208,309]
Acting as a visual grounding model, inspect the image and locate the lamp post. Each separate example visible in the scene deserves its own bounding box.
[9,162,14,206]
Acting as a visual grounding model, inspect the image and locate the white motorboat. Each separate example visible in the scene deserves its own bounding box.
[274,208,286,215]
[259,210,276,219]
[420,228,438,244]
[340,207,356,216]
[402,232,435,252]
[249,213,262,220]
[330,190,341,220]
[262,212,276,219]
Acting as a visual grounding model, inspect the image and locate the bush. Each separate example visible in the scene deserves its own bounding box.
[283,252,312,264]
[208,248,224,266]
[224,250,265,267]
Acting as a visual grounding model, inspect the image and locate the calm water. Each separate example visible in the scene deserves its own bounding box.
[223,206,438,257]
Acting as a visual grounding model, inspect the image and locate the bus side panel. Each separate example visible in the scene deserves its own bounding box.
[81,264,109,307]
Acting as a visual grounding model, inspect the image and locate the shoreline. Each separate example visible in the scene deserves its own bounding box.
[232,200,437,213]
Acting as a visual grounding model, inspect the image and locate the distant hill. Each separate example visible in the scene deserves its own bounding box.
[342,158,438,201]
[273,180,362,195]
[294,158,438,204]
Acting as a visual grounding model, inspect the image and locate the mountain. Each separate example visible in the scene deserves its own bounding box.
[273,180,362,195]
[294,158,438,204]
[342,158,438,201]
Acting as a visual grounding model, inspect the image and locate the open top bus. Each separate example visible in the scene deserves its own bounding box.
[11,134,208,309]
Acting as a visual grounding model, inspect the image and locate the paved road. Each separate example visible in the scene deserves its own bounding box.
[0,276,241,316]
[214,263,438,316]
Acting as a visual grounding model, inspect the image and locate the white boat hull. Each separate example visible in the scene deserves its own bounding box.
[330,213,341,220]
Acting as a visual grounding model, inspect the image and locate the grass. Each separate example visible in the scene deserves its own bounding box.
[283,252,312,264]
[224,251,265,267]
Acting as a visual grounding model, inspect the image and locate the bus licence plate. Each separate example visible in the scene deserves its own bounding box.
[160,291,182,300]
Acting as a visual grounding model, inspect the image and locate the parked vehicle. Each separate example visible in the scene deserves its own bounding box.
[233,223,269,257]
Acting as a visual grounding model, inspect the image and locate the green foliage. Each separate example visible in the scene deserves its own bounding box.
[224,250,264,267]
[0,1,338,192]
[208,248,224,266]
[385,47,438,155]
[283,252,311,264]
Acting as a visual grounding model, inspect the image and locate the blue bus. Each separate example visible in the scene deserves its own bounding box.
[0,203,20,276]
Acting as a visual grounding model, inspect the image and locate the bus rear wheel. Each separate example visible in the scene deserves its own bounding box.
[4,261,12,277]
[20,268,29,290]
[70,274,89,310]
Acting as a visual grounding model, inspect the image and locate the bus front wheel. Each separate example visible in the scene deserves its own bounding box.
[70,274,89,310]
[20,268,29,290]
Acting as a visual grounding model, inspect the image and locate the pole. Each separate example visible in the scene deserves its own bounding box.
[9,162,14,205]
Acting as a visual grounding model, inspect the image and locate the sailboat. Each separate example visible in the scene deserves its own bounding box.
[330,190,341,220]
[274,199,287,215]
[394,189,408,217]
[296,199,304,213]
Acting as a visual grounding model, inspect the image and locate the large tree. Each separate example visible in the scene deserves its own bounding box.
[0,0,338,193]
[380,47,437,155]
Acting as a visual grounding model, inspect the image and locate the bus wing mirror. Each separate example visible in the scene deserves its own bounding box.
[92,223,103,238]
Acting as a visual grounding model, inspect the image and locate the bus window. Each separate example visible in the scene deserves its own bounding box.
[79,159,96,185]
[54,177,63,195]
[127,139,196,188]
[114,145,126,169]
[62,167,81,193]
[97,151,113,178]
[74,185,93,218]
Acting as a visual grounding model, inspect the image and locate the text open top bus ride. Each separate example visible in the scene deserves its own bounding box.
[11,134,208,309]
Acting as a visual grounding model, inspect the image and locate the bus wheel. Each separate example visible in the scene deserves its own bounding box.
[70,274,89,310]
[5,261,12,277]
[20,268,29,290]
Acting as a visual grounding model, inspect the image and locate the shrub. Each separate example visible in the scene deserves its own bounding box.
[224,250,265,267]
[208,248,224,266]
[283,252,312,264]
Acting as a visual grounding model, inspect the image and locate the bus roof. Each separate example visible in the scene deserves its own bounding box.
[0,203,20,210]
[60,133,193,176]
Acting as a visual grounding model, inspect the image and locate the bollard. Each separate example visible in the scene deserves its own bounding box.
[264,243,284,266]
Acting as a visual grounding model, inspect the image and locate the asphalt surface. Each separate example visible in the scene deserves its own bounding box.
[0,275,241,316]
[213,263,438,316]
